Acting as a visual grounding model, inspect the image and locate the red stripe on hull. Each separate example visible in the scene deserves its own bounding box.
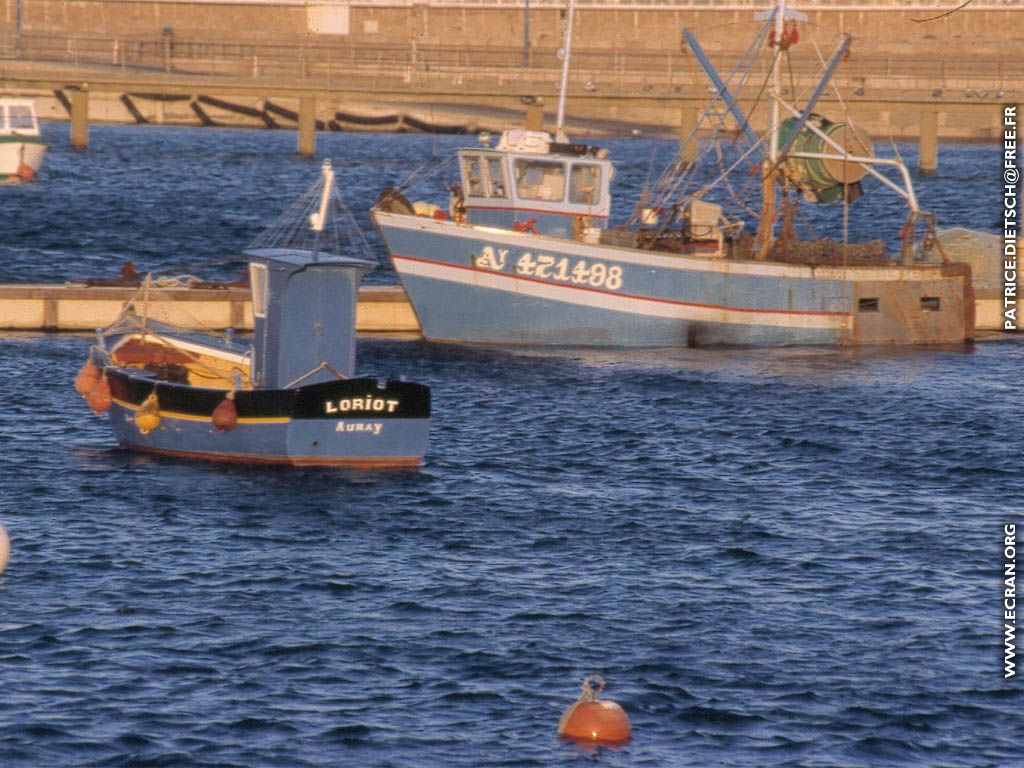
[391,253,850,319]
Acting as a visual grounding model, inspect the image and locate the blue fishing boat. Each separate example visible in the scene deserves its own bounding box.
[77,162,430,468]
[372,0,973,348]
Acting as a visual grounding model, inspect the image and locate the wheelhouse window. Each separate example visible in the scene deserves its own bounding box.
[8,106,34,131]
[920,296,941,311]
[858,298,879,313]
[487,157,508,199]
[570,163,602,205]
[514,159,565,202]
[461,155,485,197]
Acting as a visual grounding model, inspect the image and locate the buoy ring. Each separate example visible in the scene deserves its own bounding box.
[557,674,631,746]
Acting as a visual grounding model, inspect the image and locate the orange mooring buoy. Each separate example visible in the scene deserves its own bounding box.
[87,377,112,415]
[557,674,631,746]
[211,392,238,432]
[75,360,101,398]
[0,523,10,577]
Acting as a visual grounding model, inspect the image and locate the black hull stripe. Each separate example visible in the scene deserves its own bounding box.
[104,367,430,420]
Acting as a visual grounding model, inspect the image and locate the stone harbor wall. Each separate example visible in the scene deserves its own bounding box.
[2,1,1021,58]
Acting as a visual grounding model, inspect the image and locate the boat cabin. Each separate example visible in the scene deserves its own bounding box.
[454,130,613,239]
[0,99,41,137]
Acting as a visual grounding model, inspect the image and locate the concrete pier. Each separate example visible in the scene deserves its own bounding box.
[525,103,544,131]
[919,111,939,176]
[298,96,316,158]
[0,284,420,334]
[679,105,699,166]
[0,283,1010,335]
[70,87,89,150]
[0,1,1018,146]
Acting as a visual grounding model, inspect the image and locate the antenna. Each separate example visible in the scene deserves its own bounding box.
[554,0,576,142]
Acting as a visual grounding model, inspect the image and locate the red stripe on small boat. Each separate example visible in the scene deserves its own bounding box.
[120,443,423,468]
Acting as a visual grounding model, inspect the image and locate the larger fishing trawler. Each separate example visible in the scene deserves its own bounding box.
[372,0,973,347]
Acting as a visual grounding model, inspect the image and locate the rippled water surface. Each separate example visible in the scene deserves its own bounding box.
[0,124,1020,767]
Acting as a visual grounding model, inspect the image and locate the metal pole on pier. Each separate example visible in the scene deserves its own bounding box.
[14,0,22,56]
[919,110,939,176]
[70,86,90,150]
[523,0,530,68]
[298,96,316,157]
[554,0,576,142]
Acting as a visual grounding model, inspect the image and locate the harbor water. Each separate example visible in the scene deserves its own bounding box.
[0,124,1020,767]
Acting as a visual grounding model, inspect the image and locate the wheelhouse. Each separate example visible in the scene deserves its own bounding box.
[454,130,613,239]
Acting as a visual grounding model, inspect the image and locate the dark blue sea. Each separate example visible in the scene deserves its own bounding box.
[1,123,1020,767]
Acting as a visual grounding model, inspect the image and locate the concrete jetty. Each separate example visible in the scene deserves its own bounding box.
[0,282,1010,335]
[1,0,1019,164]
[0,283,420,335]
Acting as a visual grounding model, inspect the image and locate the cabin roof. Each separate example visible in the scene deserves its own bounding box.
[461,129,611,163]
[243,248,374,269]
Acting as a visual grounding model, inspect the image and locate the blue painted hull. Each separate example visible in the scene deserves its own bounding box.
[107,403,429,467]
[372,211,971,348]
[100,366,430,468]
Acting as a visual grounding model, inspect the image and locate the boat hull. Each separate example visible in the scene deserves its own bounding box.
[374,211,973,347]
[101,367,431,468]
[0,137,46,180]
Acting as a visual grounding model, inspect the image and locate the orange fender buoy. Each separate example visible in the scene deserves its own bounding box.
[135,392,161,434]
[16,164,35,181]
[211,392,238,432]
[75,360,102,398]
[558,674,631,746]
[87,377,112,415]
[0,523,10,577]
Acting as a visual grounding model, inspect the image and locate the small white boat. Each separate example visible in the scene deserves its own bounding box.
[0,98,46,181]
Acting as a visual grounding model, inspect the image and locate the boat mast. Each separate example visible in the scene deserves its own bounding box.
[756,0,787,260]
[310,159,334,262]
[554,0,576,142]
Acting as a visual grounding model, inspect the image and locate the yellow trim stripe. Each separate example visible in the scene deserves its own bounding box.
[111,397,290,425]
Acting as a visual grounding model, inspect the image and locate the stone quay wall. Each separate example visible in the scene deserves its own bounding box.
[2,1,1021,59]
